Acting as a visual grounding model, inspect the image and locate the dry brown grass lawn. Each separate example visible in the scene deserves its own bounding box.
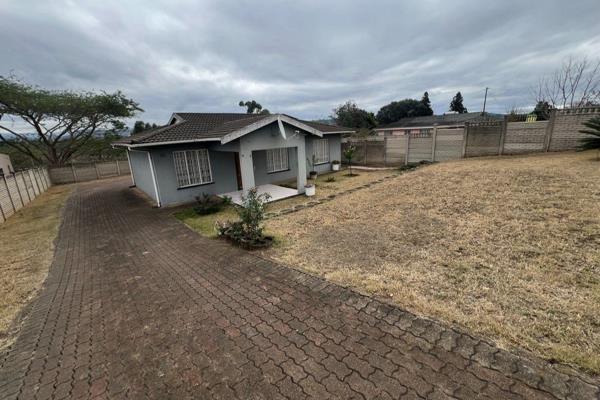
[265,151,600,374]
[265,168,396,212]
[0,184,72,350]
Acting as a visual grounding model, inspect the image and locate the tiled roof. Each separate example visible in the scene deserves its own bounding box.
[299,120,355,133]
[115,113,353,146]
[376,112,504,129]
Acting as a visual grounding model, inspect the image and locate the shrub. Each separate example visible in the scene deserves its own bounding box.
[193,194,231,215]
[217,188,273,249]
[579,116,600,159]
[326,176,336,182]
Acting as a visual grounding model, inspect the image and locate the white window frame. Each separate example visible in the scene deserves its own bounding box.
[266,148,289,173]
[173,149,213,188]
[312,138,330,164]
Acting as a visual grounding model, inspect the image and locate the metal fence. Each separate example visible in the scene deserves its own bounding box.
[0,168,51,223]
[48,159,130,184]
[342,106,600,166]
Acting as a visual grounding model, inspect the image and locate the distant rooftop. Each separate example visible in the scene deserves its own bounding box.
[376,112,504,129]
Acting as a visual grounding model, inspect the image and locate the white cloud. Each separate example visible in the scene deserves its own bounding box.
[1,0,599,125]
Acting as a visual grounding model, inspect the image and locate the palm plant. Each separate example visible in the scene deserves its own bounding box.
[578,116,600,160]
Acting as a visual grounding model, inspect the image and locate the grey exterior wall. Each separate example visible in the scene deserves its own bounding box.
[127,124,343,207]
[238,122,308,192]
[128,150,157,203]
[252,148,299,186]
[148,143,238,206]
[305,134,341,174]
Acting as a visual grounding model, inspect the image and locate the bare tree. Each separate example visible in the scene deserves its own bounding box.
[533,57,600,109]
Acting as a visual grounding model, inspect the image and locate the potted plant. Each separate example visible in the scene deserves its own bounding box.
[304,183,316,196]
[331,160,340,171]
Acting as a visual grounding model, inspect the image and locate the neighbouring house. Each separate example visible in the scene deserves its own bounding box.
[114,113,353,207]
[0,153,13,176]
[374,112,504,137]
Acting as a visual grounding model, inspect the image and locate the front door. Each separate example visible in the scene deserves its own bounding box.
[234,152,243,190]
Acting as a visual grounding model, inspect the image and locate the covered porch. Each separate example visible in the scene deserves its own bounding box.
[211,117,312,205]
[220,184,298,206]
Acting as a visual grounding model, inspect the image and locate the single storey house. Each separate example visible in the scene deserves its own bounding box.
[374,112,504,137]
[114,113,353,207]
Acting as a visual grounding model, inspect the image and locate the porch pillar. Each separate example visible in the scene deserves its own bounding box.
[296,143,307,193]
[239,148,255,191]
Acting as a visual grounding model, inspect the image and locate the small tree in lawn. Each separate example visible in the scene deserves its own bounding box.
[343,145,357,176]
[578,116,600,160]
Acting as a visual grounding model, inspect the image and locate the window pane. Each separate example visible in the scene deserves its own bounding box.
[198,149,212,183]
[173,151,189,187]
[173,149,212,188]
[266,148,288,172]
[186,150,201,185]
[281,148,288,170]
[267,149,274,172]
[313,139,329,164]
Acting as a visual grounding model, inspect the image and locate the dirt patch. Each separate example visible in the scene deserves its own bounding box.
[265,151,600,374]
[0,184,72,350]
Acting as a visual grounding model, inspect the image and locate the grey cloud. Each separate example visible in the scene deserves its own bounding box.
[2,0,600,126]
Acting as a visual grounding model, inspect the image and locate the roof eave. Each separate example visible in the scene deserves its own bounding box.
[220,114,324,144]
[115,138,222,149]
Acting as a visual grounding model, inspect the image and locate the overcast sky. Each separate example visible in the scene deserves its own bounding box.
[2,0,600,127]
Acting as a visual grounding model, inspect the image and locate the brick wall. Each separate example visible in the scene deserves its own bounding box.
[548,107,600,151]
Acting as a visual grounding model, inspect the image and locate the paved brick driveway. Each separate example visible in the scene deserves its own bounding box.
[1,178,598,399]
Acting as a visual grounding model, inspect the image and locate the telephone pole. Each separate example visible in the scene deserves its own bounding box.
[482,87,489,114]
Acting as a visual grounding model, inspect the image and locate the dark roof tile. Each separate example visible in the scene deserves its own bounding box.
[115,113,353,146]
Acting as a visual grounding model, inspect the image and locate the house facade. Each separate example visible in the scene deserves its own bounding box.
[115,113,352,207]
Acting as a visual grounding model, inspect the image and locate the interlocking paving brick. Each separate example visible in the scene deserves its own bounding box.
[0,177,598,399]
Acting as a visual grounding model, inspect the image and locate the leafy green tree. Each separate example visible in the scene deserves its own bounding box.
[449,92,467,113]
[376,99,432,125]
[421,92,433,115]
[332,101,377,129]
[239,100,269,114]
[578,116,600,159]
[532,101,553,121]
[75,121,127,162]
[132,120,158,134]
[0,76,140,166]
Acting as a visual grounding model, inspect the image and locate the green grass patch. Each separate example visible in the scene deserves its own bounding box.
[174,205,281,243]
[174,206,239,238]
